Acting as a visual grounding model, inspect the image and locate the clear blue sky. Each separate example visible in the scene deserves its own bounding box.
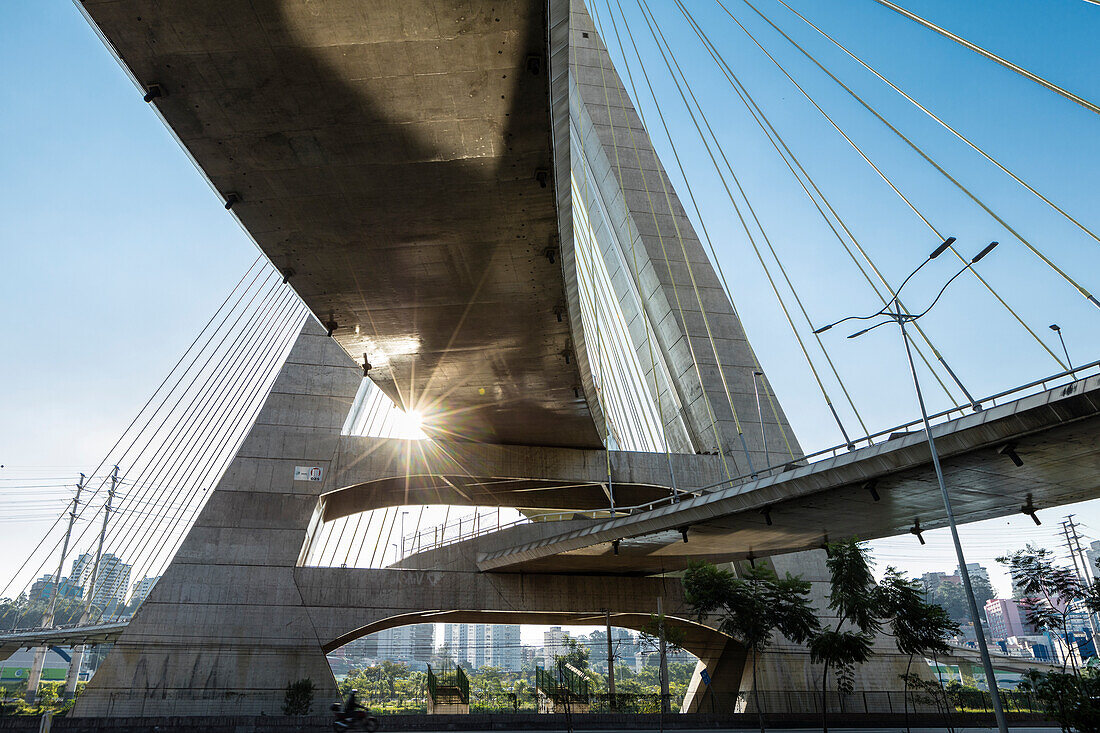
[2,0,1098,604]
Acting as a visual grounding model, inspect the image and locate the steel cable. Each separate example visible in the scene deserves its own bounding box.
[636,0,868,446]
[0,260,269,599]
[772,0,1100,250]
[682,9,968,409]
[725,0,1096,325]
[604,0,797,462]
[63,275,288,598]
[869,0,1100,116]
[102,290,304,604]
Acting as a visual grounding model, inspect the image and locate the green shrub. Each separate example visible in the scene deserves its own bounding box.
[282,678,315,716]
[1018,669,1100,733]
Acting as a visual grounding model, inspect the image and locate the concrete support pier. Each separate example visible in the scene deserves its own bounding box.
[72,322,736,716]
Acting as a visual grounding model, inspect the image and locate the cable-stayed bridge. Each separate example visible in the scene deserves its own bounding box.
[2,0,1097,718]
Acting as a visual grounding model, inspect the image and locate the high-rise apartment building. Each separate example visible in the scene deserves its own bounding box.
[543,626,569,665]
[964,563,990,585]
[374,624,434,668]
[129,576,160,607]
[488,625,521,672]
[472,624,489,668]
[1086,540,1100,575]
[442,623,519,671]
[985,599,1036,640]
[443,623,470,664]
[68,553,132,613]
[28,573,83,602]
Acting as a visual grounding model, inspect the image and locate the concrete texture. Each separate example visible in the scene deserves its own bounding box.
[318,434,728,520]
[78,0,601,449]
[77,0,800,465]
[564,0,800,470]
[54,0,1088,720]
[72,320,364,716]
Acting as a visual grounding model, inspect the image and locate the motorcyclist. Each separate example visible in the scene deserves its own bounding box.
[344,688,365,715]
[333,688,377,731]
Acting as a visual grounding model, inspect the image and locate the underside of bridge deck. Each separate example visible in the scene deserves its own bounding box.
[472,375,1100,573]
[79,0,601,448]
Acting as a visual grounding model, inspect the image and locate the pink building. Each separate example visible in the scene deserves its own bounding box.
[985,598,1034,640]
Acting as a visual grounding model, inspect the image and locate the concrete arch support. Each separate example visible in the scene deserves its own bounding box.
[73,320,742,717]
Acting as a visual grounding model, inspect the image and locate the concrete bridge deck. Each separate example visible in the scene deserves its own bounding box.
[464,373,1100,572]
[77,0,600,449]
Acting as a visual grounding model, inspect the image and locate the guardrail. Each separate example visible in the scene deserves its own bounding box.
[398,360,1099,559]
[401,507,628,559]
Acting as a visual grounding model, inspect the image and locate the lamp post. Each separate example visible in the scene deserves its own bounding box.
[814,237,1009,733]
[1049,324,1072,370]
[399,511,410,560]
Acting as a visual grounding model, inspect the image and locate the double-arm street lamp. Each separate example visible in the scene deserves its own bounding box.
[815,237,1009,733]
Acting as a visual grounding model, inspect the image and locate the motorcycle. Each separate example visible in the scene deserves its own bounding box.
[331,701,379,732]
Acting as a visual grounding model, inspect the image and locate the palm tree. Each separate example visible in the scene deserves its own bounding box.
[683,560,818,732]
[809,538,881,733]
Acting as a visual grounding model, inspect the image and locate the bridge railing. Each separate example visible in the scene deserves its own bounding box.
[793,358,1100,466]
[400,507,626,559]
[398,361,1100,558]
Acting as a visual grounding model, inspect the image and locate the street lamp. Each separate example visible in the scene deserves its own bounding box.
[1049,324,1073,370]
[815,237,1009,733]
[400,511,409,560]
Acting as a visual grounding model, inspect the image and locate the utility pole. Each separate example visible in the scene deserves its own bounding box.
[64,467,118,701]
[816,238,1008,733]
[25,474,85,703]
[657,597,670,715]
[83,466,119,621]
[1061,519,1085,581]
[1065,516,1095,583]
[1063,515,1100,646]
[603,609,616,710]
[400,510,409,560]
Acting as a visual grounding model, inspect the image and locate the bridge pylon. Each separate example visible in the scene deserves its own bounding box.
[62,0,932,718]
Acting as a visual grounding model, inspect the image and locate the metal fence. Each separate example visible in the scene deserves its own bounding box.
[37,687,1047,719]
[358,689,1045,716]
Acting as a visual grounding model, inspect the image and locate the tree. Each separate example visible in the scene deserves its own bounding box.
[0,596,85,632]
[282,678,314,715]
[1018,668,1100,733]
[998,545,1088,674]
[555,636,590,671]
[809,538,880,733]
[637,611,686,714]
[878,567,959,733]
[683,560,819,732]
